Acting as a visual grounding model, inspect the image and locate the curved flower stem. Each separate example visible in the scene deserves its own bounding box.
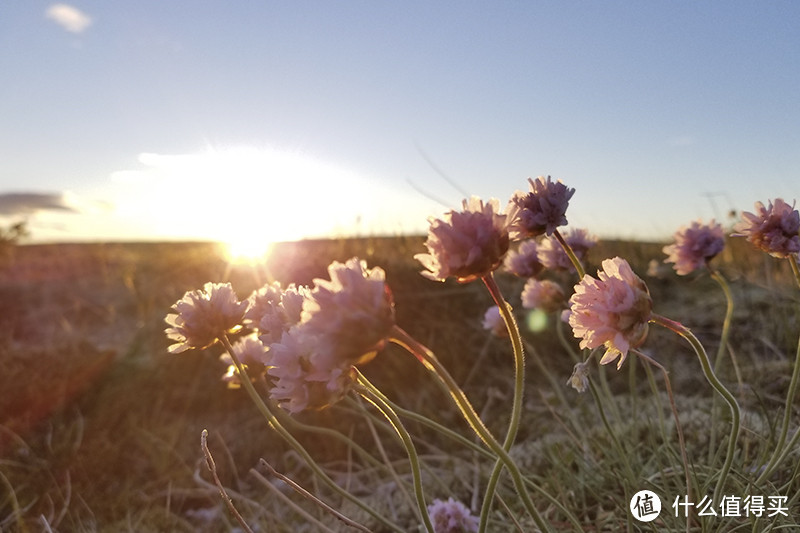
[479,273,526,531]
[649,315,740,504]
[709,269,735,374]
[755,334,800,485]
[354,371,434,533]
[553,228,586,279]
[707,269,738,465]
[752,254,800,483]
[218,334,404,533]
[389,325,553,533]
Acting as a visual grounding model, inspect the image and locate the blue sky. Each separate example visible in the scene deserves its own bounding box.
[1,2,798,245]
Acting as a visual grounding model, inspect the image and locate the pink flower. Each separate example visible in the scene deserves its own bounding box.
[506,175,575,239]
[521,279,566,313]
[247,282,309,345]
[732,198,800,258]
[663,219,725,275]
[503,239,544,278]
[302,258,395,368]
[415,197,509,283]
[537,228,596,271]
[165,282,247,354]
[427,498,478,533]
[220,333,269,387]
[482,305,507,337]
[266,329,356,413]
[263,258,393,413]
[568,257,652,369]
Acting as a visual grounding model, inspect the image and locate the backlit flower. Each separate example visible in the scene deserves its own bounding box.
[220,333,269,387]
[506,175,575,239]
[416,197,509,283]
[521,279,566,313]
[482,305,507,337]
[537,228,597,271]
[427,498,478,533]
[503,239,544,278]
[663,219,725,275]
[302,258,395,368]
[732,198,800,258]
[266,329,356,413]
[247,282,309,345]
[568,257,652,369]
[165,282,247,354]
[263,258,394,413]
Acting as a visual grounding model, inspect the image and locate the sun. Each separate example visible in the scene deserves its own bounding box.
[223,235,274,264]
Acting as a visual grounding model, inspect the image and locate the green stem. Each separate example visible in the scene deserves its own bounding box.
[708,269,737,466]
[553,228,586,279]
[650,315,740,504]
[755,334,800,485]
[389,325,552,533]
[479,273,526,532]
[789,254,800,289]
[355,371,435,533]
[752,254,800,483]
[709,269,735,374]
[219,334,404,533]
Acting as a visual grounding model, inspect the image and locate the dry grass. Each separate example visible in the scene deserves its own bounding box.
[1,236,798,531]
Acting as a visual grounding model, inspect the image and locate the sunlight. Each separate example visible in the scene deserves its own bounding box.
[111,146,375,245]
[224,235,274,264]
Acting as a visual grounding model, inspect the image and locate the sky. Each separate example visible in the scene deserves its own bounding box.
[1,1,798,248]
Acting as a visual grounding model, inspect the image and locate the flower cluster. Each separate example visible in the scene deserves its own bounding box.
[416,197,509,283]
[537,228,597,272]
[567,257,652,369]
[521,279,566,313]
[164,259,393,414]
[733,198,800,258]
[265,258,395,413]
[663,219,725,275]
[506,175,575,239]
[481,305,507,337]
[427,498,479,533]
[165,282,247,354]
[503,239,543,278]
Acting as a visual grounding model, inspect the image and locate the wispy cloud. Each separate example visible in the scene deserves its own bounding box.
[45,3,93,34]
[0,192,80,215]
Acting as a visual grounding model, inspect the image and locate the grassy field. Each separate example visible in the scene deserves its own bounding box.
[1,236,798,532]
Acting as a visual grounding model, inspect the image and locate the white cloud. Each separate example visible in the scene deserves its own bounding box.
[45,4,93,34]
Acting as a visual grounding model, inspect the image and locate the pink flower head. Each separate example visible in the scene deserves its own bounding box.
[663,219,725,275]
[481,305,507,337]
[415,197,509,283]
[220,333,269,387]
[247,282,310,345]
[427,498,478,533]
[301,258,395,368]
[521,279,566,313]
[568,257,652,369]
[165,282,247,354]
[266,329,356,413]
[506,175,575,239]
[732,198,800,258]
[503,239,544,278]
[537,228,597,272]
